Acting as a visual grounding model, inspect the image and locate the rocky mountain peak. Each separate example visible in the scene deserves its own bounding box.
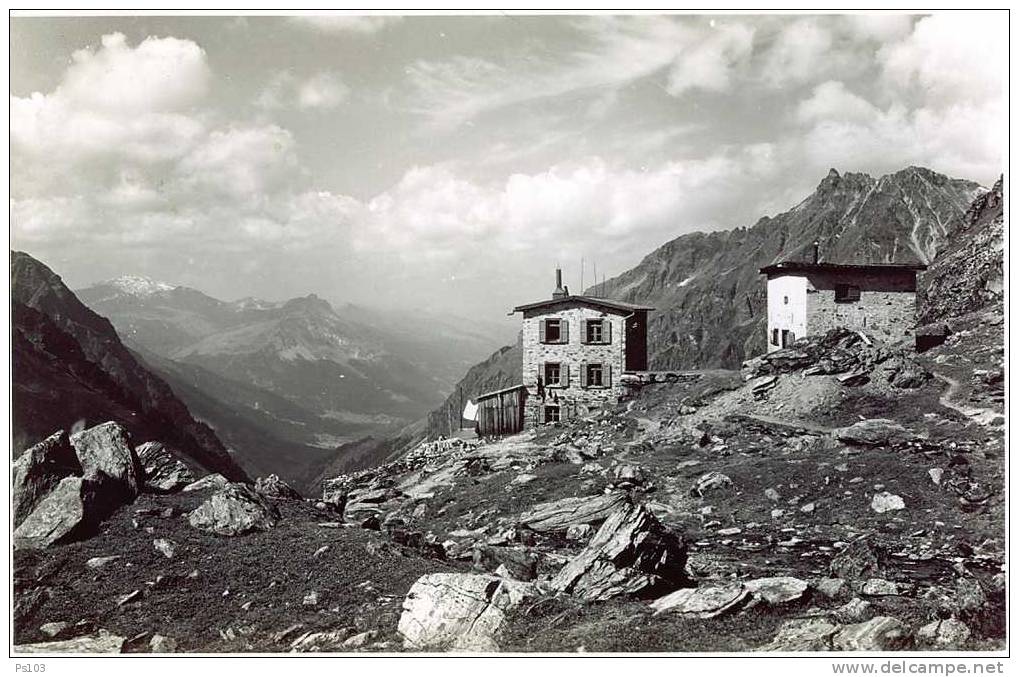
[105,275,176,296]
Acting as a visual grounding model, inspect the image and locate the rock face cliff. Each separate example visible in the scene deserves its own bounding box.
[11,252,247,481]
[918,177,1004,324]
[590,167,981,369]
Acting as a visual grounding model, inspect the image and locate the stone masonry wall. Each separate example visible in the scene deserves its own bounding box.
[521,305,628,426]
[804,270,918,345]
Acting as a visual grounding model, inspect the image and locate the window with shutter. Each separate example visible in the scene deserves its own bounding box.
[561,363,570,387]
[605,364,612,387]
[544,362,561,386]
[604,319,612,344]
[587,363,603,387]
[585,319,603,344]
[579,361,588,388]
[543,318,562,343]
[560,319,569,344]
[539,320,546,344]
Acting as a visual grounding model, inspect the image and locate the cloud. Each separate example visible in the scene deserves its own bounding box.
[878,13,1005,103]
[666,22,755,95]
[760,18,834,87]
[288,15,401,34]
[257,71,349,111]
[403,16,736,128]
[796,81,880,123]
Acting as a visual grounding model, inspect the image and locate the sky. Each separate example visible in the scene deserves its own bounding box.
[10,12,1007,321]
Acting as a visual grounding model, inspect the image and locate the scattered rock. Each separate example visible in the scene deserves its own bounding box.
[834,419,913,448]
[134,442,195,493]
[153,538,176,559]
[691,472,733,496]
[182,474,230,493]
[917,619,971,648]
[116,590,143,606]
[651,582,748,618]
[187,483,281,536]
[69,421,141,498]
[342,630,376,649]
[861,578,902,596]
[551,503,689,601]
[814,578,846,599]
[744,576,809,605]
[830,539,882,581]
[255,474,302,500]
[764,487,781,502]
[149,634,178,653]
[758,617,839,651]
[86,555,121,569]
[302,591,319,607]
[835,598,873,623]
[290,628,352,652]
[312,545,330,559]
[13,430,81,527]
[472,545,538,582]
[566,523,595,541]
[518,492,629,534]
[398,573,539,651]
[832,616,910,651]
[928,468,944,486]
[870,492,906,514]
[39,621,72,639]
[15,630,126,654]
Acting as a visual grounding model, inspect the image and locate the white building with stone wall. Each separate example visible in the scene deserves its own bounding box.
[760,261,926,351]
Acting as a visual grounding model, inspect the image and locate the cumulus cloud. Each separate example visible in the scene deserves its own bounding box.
[257,71,349,111]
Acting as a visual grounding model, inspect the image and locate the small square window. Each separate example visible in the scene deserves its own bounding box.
[544,406,561,423]
[587,363,603,387]
[835,284,861,303]
[544,362,561,386]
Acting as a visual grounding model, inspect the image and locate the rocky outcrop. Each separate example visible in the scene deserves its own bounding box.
[397,573,539,651]
[254,474,302,500]
[519,492,629,534]
[183,474,230,493]
[135,442,195,492]
[831,616,910,651]
[13,430,81,527]
[550,503,689,601]
[187,483,281,536]
[13,476,108,549]
[758,618,840,651]
[70,422,141,499]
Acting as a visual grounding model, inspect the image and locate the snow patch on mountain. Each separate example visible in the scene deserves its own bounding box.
[106,275,176,296]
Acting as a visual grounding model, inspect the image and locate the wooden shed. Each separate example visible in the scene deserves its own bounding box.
[475,384,528,437]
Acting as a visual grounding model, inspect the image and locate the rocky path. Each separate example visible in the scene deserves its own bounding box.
[932,373,1002,426]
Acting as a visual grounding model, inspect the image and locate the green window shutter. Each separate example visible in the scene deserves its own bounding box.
[539,319,547,344]
[561,363,570,387]
[604,319,612,344]
[579,362,588,388]
[605,363,612,387]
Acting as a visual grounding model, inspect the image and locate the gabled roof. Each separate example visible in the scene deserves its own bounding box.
[512,295,654,314]
[759,261,927,276]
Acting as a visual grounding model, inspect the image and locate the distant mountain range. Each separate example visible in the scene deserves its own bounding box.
[11,252,248,481]
[422,166,988,439]
[74,276,511,488]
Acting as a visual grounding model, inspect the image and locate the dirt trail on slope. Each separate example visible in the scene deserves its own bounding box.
[932,373,1003,426]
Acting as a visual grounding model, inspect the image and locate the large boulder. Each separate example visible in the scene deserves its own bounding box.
[13,431,81,527]
[14,630,126,654]
[182,473,230,493]
[398,573,539,651]
[255,474,302,500]
[550,503,689,601]
[135,442,195,493]
[832,616,910,651]
[187,483,281,536]
[744,576,809,605]
[519,492,628,534]
[758,617,840,651]
[650,582,749,618]
[833,419,913,447]
[70,422,140,499]
[13,476,109,549]
[472,545,538,581]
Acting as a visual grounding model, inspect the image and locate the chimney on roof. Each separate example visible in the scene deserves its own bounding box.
[813,240,820,264]
[552,268,567,298]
